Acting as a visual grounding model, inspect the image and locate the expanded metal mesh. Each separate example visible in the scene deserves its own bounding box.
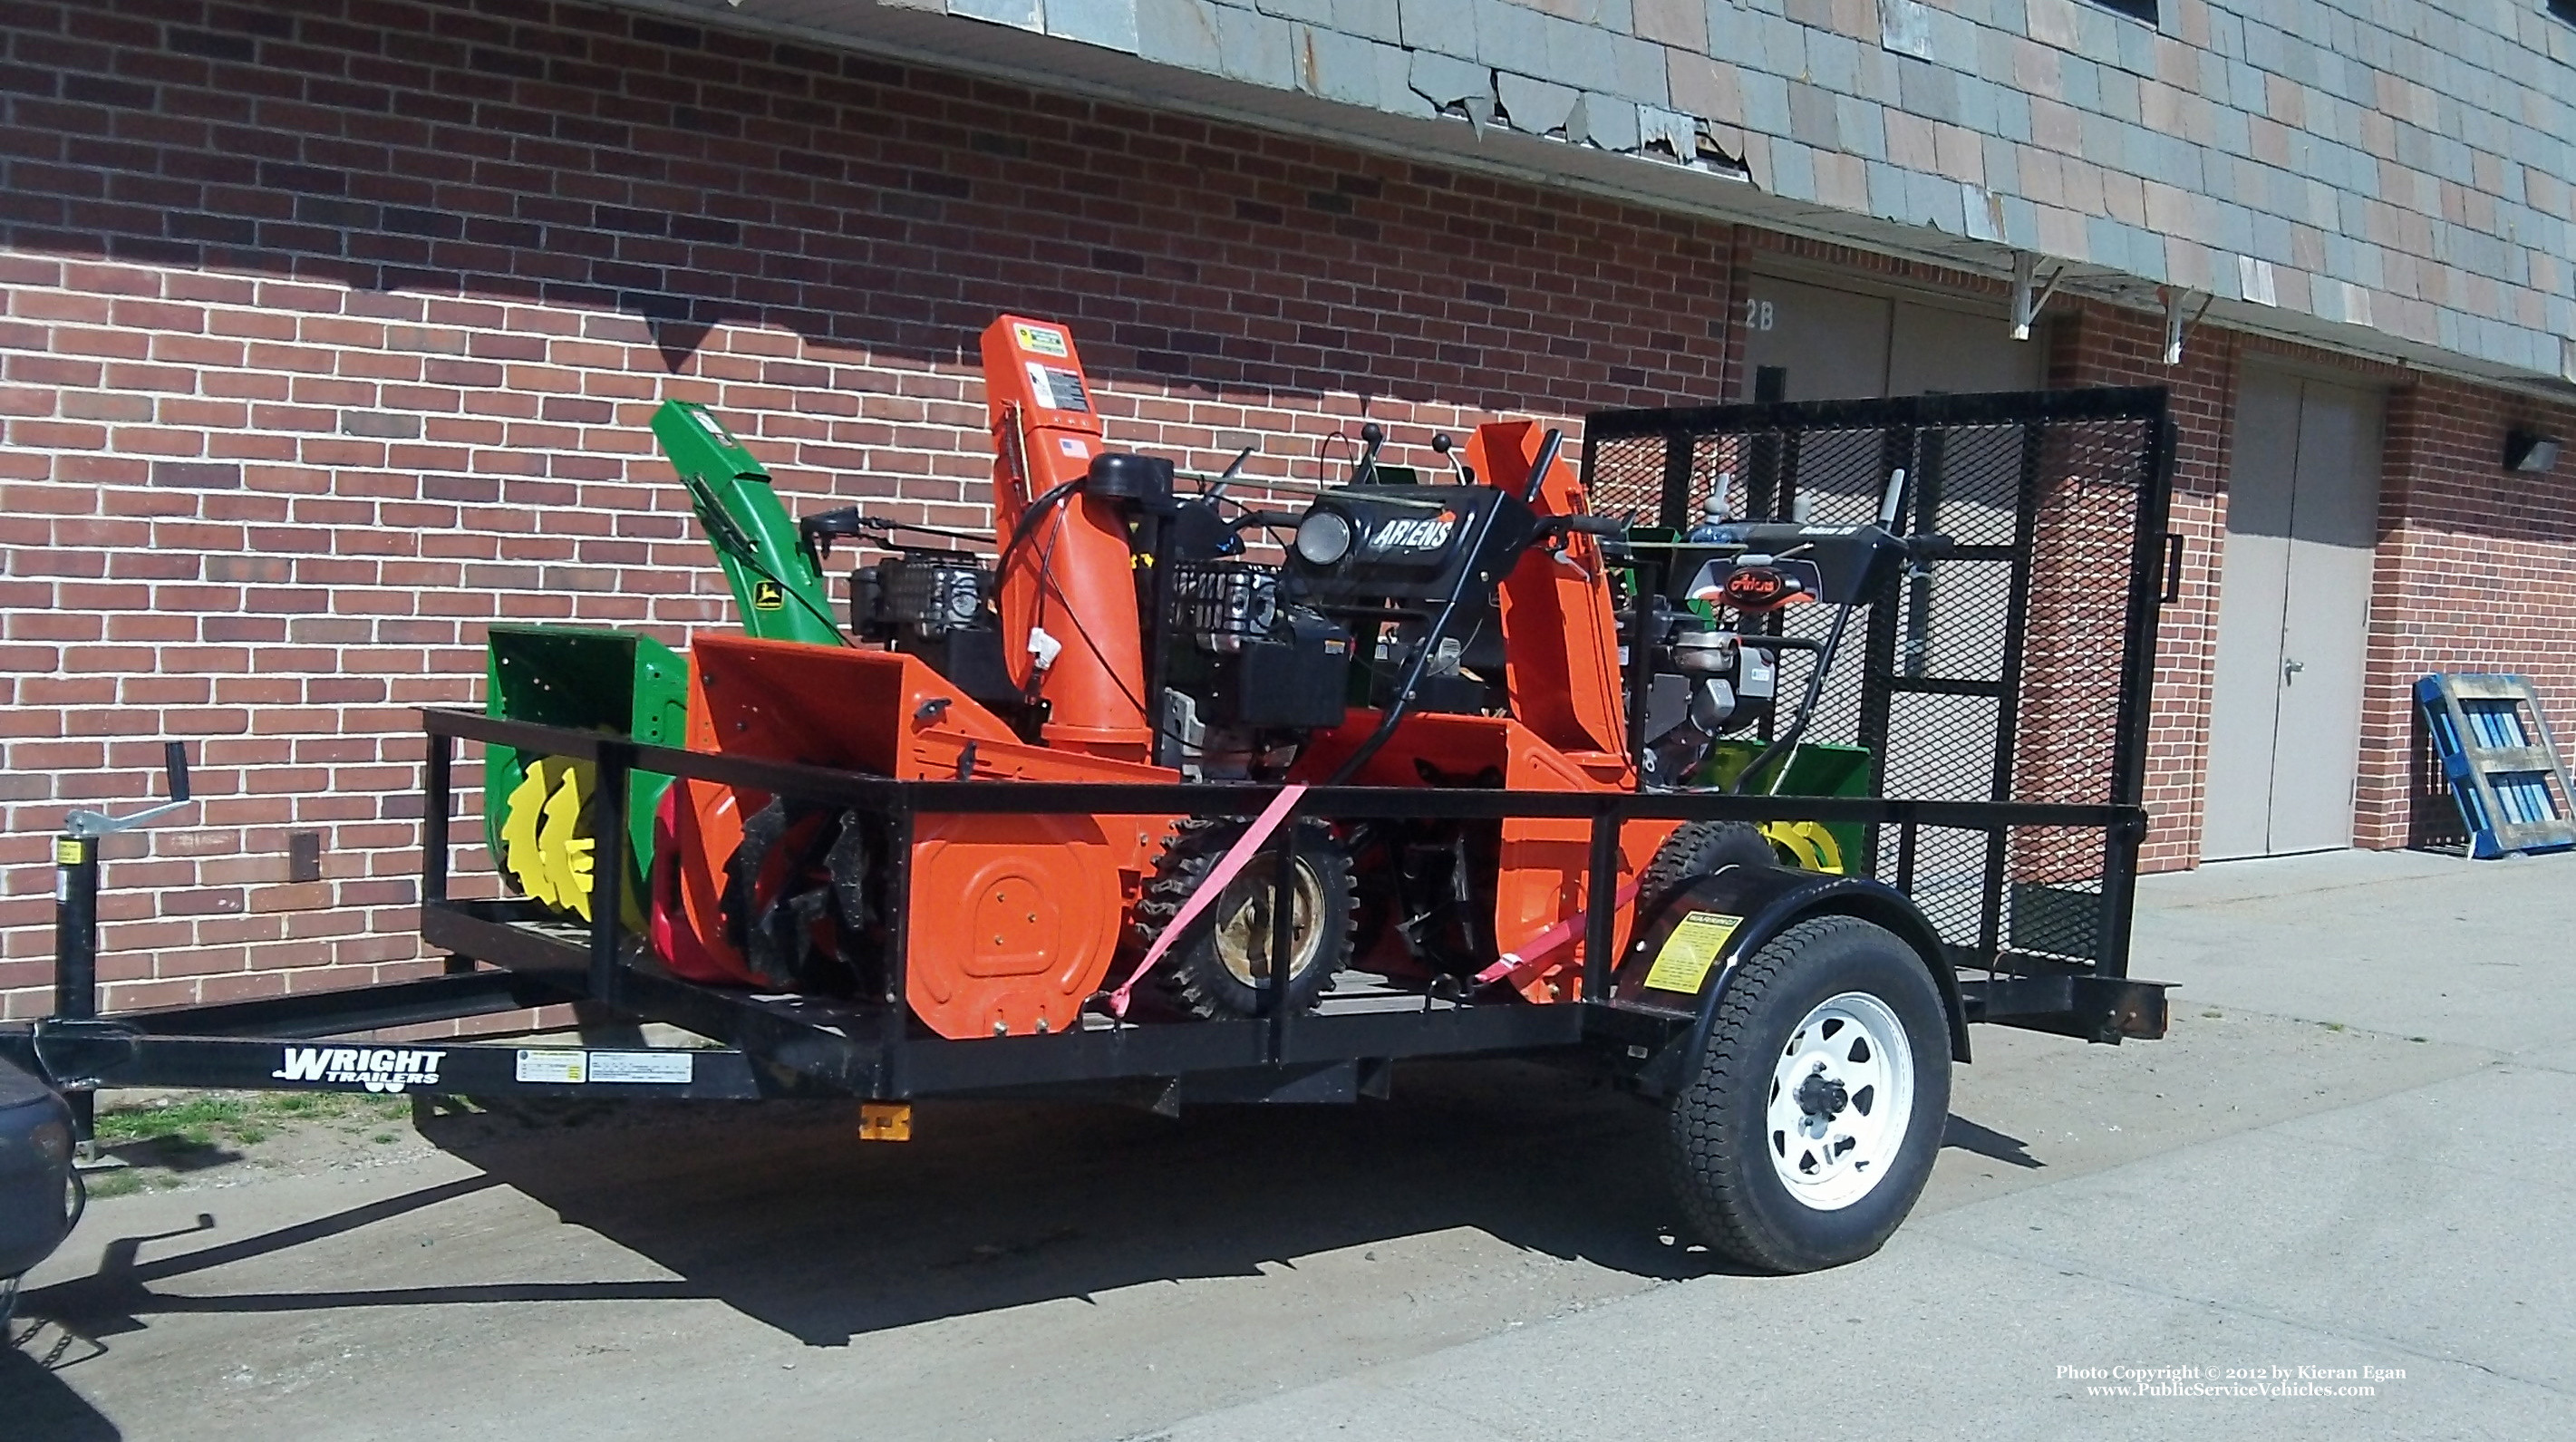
[1583,392,2169,973]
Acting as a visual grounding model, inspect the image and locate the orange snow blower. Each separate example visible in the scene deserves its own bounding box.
[647,315,1858,1040]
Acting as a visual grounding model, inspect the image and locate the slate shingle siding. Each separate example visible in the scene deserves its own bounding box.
[921,0,2575,381]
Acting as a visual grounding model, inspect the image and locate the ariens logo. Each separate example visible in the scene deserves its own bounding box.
[1365,509,1457,555]
[273,1047,447,1094]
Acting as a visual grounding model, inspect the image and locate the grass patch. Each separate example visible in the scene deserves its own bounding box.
[96,1090,409,1149]
[83,1170,145,1200]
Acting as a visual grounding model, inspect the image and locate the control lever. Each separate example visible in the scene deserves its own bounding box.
[1540,513,1629,552]
[799,506,869,561]
[1352,421,1386,486]
[1430,432,1476,486]
[1202,443,1257,502]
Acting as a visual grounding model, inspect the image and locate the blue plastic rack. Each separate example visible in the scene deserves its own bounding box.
[2415,673,2576,859]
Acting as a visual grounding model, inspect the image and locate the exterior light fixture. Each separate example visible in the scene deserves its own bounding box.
[2503,431,2562,473]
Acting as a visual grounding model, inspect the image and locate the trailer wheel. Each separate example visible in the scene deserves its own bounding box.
[1138,818,1355,1019]
[1641,820,1777,900]
[1662,915,1950,1273]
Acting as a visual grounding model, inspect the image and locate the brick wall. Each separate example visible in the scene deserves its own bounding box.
[2356,378,2576,849]
[2045,299,2236,871]
[0,0,1739,1018]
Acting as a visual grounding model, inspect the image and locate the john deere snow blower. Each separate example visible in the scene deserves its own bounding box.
[482,398,850,923]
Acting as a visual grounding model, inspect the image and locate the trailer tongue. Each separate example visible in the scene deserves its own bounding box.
[4,334,2177,1277]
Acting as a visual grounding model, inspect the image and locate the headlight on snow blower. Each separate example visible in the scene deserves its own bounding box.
[1294,508,1354,566]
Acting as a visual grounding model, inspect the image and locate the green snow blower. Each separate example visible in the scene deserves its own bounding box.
[481,401,844,918]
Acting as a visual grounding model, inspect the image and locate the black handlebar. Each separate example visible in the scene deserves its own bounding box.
[1551,514,1627,537]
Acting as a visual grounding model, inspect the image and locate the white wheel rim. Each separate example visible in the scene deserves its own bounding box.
[1766,991,1916,1211]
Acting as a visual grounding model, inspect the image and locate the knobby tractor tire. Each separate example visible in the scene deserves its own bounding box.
[1640,819,1779,902]
[1662,915,1951,1273]
[1136,817,1356,1020]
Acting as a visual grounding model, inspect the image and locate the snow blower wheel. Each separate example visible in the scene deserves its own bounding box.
[1138,818,1356,1019]
[1639,820,1779,902]
[1662,915,1951,1273]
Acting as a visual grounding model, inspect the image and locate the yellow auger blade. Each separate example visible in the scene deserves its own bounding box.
[499,760,557,906]
[1761,820,1845,876]
[537,760,599,921]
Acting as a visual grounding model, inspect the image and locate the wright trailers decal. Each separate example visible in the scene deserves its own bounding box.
[272,1046,447,1093]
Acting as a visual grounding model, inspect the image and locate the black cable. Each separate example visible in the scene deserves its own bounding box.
[995,479,1085,581]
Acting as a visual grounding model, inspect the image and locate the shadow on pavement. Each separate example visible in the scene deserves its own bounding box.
[4,1314,121,1439]
[20,1060,2045,1349]
[1943,1114,2043,1168]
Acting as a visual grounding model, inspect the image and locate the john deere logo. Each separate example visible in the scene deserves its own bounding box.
[751,579,785,612]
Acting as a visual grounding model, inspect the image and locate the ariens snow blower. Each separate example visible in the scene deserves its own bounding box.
[487,315,1923,1043]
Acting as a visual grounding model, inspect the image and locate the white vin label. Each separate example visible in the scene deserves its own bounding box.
[589,1051,695,1085]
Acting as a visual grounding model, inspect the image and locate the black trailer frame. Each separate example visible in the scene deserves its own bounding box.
[4,387,2178,1118]
[11,709,2161,1113]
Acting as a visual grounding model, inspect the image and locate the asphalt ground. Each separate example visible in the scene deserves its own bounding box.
[6,847,2571,1440]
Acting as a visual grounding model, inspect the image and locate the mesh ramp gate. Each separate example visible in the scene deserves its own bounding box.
[1582,389,2176,988]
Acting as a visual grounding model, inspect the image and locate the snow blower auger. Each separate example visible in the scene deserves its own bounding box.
[481,400,850,925]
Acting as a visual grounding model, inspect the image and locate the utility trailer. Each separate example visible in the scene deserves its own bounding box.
[4,385,2179,1278]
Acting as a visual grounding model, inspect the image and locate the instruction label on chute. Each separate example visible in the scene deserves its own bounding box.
[1643,911,1741,993]
[1025,363,1090,414]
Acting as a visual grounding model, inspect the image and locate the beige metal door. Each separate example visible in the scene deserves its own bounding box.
[2203,372,2383,859]
[1738,275,2041,401]
[1739,276,1892,399]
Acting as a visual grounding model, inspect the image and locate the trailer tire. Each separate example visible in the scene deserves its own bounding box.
[1138,818,1355,1020]
[1662,915,1950,1273]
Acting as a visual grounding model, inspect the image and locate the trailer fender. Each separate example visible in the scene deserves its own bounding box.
[1610,865,1969,1098]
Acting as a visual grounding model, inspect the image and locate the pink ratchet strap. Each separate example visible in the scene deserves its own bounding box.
[1472,877,1644,986]
[1109,784,1309,1018]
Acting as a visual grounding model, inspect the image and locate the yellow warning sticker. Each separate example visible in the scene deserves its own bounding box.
[1642,911,1742,993]
[751,578,785,612]
[1012,323,1070,358]
[54,837,85,866]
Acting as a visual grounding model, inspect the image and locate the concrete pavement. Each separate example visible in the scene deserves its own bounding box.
[6,848,2571,1439]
